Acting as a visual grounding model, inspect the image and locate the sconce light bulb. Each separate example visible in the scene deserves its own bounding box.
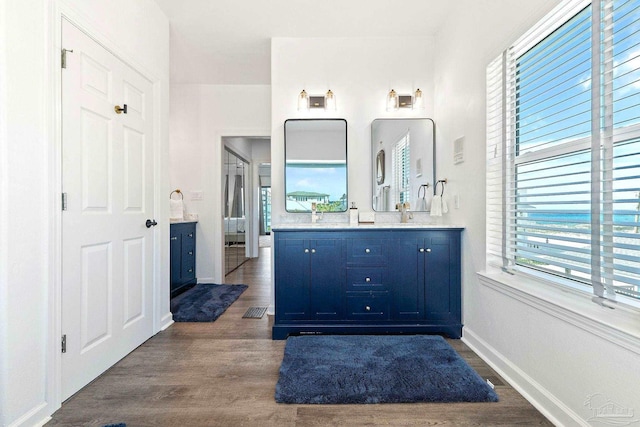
[387,89,398,111]
[325,89,336,111]
[413,88,424,110]
[298,89,309,111]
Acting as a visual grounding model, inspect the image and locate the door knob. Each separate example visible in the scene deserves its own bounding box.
[146,219,157,228]
[114,104,128,114]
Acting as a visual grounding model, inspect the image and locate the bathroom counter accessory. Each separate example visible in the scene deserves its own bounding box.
[272,227,463,340]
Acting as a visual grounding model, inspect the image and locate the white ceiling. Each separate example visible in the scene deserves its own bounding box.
[152,0,457,85]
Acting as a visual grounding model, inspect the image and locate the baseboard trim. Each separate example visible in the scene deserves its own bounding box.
[159,312,174,331]
[463,327,587,427]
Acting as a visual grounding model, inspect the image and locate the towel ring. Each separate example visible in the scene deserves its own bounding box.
[434,179,447,197]
[417,183,430,199]
[170,189,183,200]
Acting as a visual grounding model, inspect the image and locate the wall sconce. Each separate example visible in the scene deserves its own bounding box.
[298,89,336,111]
[386,88,424,111]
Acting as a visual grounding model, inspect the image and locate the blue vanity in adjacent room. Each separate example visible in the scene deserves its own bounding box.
[272,224,463,340]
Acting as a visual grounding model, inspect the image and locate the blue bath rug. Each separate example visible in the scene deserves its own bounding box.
[275,335,499,404]
[171,283,247,322]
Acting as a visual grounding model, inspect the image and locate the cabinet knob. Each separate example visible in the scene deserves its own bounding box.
[365,277,371,282]
[365,248,371,253]
[188,233,194,237]
[188,251,193,255]
[311,249,316,254]
[426,248,432,252]
[188,268,193,273]
[171,237,178,241]
[304,249,310,253]
[365,306,371,312]
[419,248,425,253]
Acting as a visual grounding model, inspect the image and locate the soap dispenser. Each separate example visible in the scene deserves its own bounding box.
[349,202,358,225]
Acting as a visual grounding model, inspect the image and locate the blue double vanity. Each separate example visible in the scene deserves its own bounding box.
[272,224,463,340]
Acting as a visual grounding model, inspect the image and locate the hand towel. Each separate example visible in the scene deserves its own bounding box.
[441,196,449,214]
[170,199,184,220]
[430,195,442,217]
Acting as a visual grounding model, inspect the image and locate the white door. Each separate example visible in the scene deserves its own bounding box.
[61,21,155,400]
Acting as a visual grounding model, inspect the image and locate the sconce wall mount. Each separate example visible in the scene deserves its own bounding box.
[298,89,336,111]
[386,88,424,111]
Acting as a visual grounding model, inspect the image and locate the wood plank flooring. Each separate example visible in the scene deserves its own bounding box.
[48,247,552,426]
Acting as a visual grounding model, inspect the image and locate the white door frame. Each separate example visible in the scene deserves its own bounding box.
[46,2,168,414]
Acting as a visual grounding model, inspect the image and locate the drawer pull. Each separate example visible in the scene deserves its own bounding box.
[365,248,371,253]
[171,237,178,241]
[365,277,371,282]
[365,306,371,312]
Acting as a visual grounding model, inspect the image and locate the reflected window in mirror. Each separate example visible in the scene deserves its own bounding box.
[284,119,348,213]
[371,118,435,212]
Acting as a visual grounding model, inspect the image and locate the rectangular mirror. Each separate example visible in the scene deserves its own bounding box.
[372,118,435,212]
[285,119,348,213]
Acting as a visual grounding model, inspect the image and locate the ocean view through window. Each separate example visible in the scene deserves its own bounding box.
[487,0,640,303]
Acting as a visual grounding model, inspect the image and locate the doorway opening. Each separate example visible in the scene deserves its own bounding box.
[221,136,271,276]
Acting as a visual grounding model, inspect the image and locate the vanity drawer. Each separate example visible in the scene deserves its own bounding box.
[347,239,387,265]
[347,291,390,320]
[347,267,386,290]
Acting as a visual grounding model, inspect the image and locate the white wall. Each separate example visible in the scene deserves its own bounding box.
[271,37,435,226]
[0,0,169,425]
[433,0,640,425]
[169,85,270,283]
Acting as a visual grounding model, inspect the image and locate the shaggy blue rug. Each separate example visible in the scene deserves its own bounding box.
[171,283,247,322]
[275,335,499,404]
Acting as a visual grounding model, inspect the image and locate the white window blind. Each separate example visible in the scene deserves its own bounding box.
[393,132,411,206]
[487,0,640,303]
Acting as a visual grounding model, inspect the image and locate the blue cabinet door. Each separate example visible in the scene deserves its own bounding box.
[391,235,425,320]
[309,238,344,320]
[275,233,344,321]
[170,228,181,289]
[276,237,310,320]
[424,232,461,324]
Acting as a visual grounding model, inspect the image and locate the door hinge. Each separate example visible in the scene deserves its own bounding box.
[61,334,67,353]
[62,193,68,211]
[61,48,73,69]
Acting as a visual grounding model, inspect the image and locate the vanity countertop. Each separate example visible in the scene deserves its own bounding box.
[170,219,198,224]
[272,223,464,231]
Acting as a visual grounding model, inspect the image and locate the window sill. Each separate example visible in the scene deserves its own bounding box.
[477,269,640,355]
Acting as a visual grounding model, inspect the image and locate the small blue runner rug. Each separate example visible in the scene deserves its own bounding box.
[275,335,499,404]
[171,283,247,322]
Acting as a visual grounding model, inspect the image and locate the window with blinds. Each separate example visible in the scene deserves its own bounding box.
[487,0,640,303]
[393,132,411,205]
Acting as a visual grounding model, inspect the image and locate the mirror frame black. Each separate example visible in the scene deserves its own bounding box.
[284,118,348,213]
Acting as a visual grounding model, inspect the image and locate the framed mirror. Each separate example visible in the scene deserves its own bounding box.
[284,119,348,213]
[371,118,435,212]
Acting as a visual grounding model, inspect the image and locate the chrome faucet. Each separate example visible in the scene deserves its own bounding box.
[396,202,412,223]
[311,202,323,224]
